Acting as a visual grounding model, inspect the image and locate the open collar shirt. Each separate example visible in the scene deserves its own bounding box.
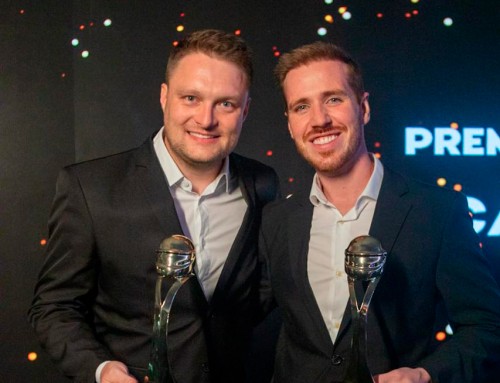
[153,127,247,302]
[307,155,384,343]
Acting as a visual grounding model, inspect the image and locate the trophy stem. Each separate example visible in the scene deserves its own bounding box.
[344,277,376,383]
[147,276,190,383]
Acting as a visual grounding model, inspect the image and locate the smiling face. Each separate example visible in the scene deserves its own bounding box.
[283,59,370,177]
[160,52,250,175]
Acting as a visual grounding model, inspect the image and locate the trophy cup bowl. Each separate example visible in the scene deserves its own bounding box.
[345,235,386,281]
[156,235,196,279]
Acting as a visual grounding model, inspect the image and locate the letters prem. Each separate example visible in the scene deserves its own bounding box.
[405,127,499,156]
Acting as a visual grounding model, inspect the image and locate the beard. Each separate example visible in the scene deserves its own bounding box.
[296,124,365,177]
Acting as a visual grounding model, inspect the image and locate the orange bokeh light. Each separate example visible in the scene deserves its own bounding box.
[435,332,446,342]
[28,352,38,361]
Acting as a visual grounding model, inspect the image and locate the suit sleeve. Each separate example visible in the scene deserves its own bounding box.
[28,167,113,383]
[419,192,500,383]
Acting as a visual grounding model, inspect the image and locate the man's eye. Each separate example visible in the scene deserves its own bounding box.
[220,101,234,108]
[327,97,341,104]
[294,105,308,112]
[184,96,196,102]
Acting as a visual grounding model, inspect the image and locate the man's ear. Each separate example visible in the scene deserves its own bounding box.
[361,92,370,125]
[287,119,294,140]
[242,95,251,122]
[160,83,168,110]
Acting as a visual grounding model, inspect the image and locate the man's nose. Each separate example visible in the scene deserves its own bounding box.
[194,104,217,129]
[310,103,332,128]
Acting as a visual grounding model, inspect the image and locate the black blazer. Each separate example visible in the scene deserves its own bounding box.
[259,167,500,383]
[29,135,280,383]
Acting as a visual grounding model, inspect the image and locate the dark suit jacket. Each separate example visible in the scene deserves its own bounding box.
[29,135,280,383]
[259,167,500,383]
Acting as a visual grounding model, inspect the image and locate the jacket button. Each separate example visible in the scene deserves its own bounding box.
[201,362,210,373]
[331,355,344,366]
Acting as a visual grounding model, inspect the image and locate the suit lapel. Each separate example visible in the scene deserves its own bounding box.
[334,167,412,345]
[289,195,335,353]
[210,155,257,306]
[133,136,184,239]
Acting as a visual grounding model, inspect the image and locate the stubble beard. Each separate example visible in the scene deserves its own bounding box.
[297,124,364,177]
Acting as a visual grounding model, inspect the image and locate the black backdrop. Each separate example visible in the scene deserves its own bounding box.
[1,1,499,381]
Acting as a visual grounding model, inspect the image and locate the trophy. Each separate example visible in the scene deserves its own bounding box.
[146,235,196,383]
[344,235,386,383]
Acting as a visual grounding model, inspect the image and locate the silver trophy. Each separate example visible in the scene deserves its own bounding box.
[344,235,386,383]
[147,235,196,383]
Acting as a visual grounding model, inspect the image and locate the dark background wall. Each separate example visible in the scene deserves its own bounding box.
[1,1,498,381]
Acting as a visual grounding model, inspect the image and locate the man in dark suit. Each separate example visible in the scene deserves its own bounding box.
[29,30,279,383]
[259,42,500,382]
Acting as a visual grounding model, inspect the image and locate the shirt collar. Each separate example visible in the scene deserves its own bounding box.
[309,154,384,208]
[153,127,231,193]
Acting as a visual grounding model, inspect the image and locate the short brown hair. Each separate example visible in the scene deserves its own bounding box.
[274,41,364,102]
[166,29,253,86]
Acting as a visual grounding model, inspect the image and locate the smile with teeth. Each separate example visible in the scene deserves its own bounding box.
[189,131,218,139]
[312,134,339,145]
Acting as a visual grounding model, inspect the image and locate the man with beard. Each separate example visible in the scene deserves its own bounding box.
[258,41,500,383]
[29,30,279,383]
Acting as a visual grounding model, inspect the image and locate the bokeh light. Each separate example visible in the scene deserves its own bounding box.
[81,50,89,58]
[377,13,384,19]
[71,38,79,47]
[27,352,37,361]
[176,25,184,32]
[324,14,334,23]
[338,7,347,14]
[445,324,454,335]
[411,0,420,3]
[40,239,47,246]
[453,184,462,192]
[443,17,453,27]
[266,150,273,157]
[450,122,459,129]
[288,177,295,183]
[234,29,241,35]
[324,0,333,4]
[317,27,327,36]
[342,12,352,20]
[435,331,446,342]
[103,19,112,27]
[437,178,447,187]
[374,152,382,159]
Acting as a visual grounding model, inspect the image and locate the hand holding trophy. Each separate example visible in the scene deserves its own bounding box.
[146,235,196,383]
[344,235,386,383]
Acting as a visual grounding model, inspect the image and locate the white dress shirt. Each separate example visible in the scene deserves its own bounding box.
[307,155,384,343]
[153,127,247,301]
